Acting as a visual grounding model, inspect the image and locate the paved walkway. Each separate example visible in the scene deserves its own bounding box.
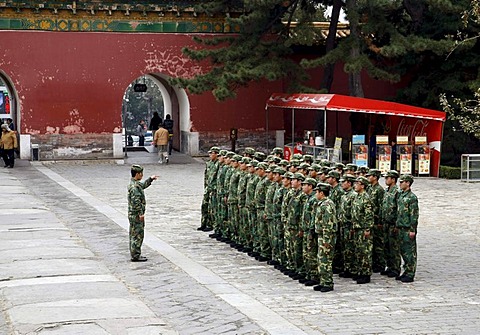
[1,151,479,334]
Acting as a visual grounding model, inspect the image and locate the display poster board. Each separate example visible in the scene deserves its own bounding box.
[397,136,412,174]
[353,145,368,167]
[331,137,342,163]
[352,134,365,145]
[415,136,430,175]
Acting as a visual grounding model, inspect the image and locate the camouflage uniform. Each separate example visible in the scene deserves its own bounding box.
[397,176,419,280]
[200,148,220,230]
[315,195,337,289]
[227,156,242,243]
[367,169,386,271]
[351,178,374,278]
[285,173,307,273]
[254,163,270,257]
[272,171,290,264]
[215,153,229,236]
[264,173,279,258]
[128,166,154,260]
[245,164,261,249]
[222,159,235,238]
[237,159,251,246]
[338,178,356,275]
[281,185,297,270]
[301,185,319,281]
[381,170,401,276]
[328,171,345,273]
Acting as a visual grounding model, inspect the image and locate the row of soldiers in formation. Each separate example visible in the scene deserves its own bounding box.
[199,146,419,292]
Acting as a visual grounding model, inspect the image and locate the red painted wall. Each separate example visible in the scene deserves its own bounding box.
[0,30,284,135]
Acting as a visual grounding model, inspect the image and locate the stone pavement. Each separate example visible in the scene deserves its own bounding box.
[1,151,479,334]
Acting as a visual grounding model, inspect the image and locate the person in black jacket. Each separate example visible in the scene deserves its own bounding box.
[163,114,174,155]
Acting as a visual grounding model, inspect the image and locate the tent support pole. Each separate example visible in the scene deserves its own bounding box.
[266,108,269,151]
[324,108,327,150]
[292,108,295,156]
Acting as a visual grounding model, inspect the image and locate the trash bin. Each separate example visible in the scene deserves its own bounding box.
[31,144,39,161]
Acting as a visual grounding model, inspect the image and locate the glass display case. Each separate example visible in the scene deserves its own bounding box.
[461,154,480,182]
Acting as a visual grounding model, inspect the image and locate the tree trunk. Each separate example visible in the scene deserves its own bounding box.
[321,0,343,92]
[346,0,364,97]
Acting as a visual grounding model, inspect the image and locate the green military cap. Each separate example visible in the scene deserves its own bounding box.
[399,174,414,184]
[290,159,301,167]
[279,159,290,167]
[292,172,305,181]
[292,153,303,160]
[254,151,266,161]
[131,164,143,173]
[241,157,252,164]
[284,171,294,179]
[244,147,256,155]
[355,176,370,186]
[265,164,277,173]
[273,167,286,175]
[366,168,382,178]
[320,159,331,167]
[320,166,331,174]
[249,159,259,168]
[335,162,345,170]
[302,177,317,186]
[303,154,314,163]
[345,163,358,172]
[266,155,274,162]
[257,162,269,170]
[271,156,281,164]
[208,146,220,153]
[226,151,235,158]
[219,149,228,156]
[232,154,243,162]
[356,166,369,174]
[309,163,321,172]
[340,173,357,183]
[271,147,283,155]
[299,162,311,170]
[327,170,341,180]
[314,182,331,192]
[384,170,400,178]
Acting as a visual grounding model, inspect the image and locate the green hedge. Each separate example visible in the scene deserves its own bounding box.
[439,166,461,179]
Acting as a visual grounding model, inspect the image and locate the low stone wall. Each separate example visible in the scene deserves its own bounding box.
[30,133,114,160]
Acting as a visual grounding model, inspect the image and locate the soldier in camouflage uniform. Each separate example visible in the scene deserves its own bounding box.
[351,176,374,284]
[288,159,300,173]
[396,174,419,283]
[300,177,319,286]
[128,164,157,262]
[381,170,401,278]
[366,169,386,273]
[221,152,235,240]
[199,146,220,231]
[236,157,252,249]
[264,165,280,262]
[212,150,228,238]
[245,160,261,255]
[271,147,284,158]
[285,172,307,279]
[334,163,345,175]
[244,147,256,158]
[308,164,321,180]
[298,162,311,176]
[356,166,369,177]
[312,182,337,292]
[327,170,345,273]
[338,174,357,278]
[227,155,242,245]
[271,170,290,268]
[254,162,271,261]
[345,163,358,175]
[280,172,298,274]
[318,166,330,182]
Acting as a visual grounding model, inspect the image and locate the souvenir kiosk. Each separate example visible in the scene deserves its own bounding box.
[265,93,446,176]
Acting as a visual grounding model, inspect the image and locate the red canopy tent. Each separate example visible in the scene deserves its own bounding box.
[265,93,446,177]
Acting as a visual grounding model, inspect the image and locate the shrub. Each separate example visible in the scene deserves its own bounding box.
[439,166,461,179]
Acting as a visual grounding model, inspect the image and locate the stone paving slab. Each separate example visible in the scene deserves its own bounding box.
[33,151,480,335]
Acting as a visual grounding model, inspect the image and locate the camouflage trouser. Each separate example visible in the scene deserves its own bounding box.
[247,206,257,248]
[209,192,218,231]
[217,196,228,237]
[372,222,386,270]
[228,201,239,242]
[284,227,295,270]
[200,191,210,229]
[292,230,304,273]
[332,225,344,272]
[272,218,286,264]
[129,215,144,260]
[353,229,373,276]
[303,230,318,280]
[318,236,336,288]
[257,210,271,258]
[342,224,355,274]
[385,224,401,275]
[399,228,417,278]
[238,206,248,245]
